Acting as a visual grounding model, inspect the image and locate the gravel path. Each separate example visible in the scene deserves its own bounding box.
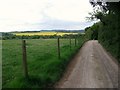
[55,40,118,88]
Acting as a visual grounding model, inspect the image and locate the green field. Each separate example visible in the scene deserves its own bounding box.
[2,38,84,88]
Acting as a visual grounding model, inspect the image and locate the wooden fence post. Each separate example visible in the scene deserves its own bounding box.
[57,38,60,59]
[77,38,79,45]
[70,38,71,50]
[22,40,28,78]
[75,38,76,46]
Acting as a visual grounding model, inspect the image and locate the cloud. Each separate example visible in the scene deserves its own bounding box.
[44,0,93,22]
[38,15,95,30]
[0,0,95,32]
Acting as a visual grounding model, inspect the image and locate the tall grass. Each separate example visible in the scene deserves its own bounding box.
[2,38,84,88]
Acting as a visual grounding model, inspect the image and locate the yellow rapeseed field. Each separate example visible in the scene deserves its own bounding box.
[13,32,78,36]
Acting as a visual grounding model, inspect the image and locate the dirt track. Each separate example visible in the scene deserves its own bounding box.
[55,40,118,88]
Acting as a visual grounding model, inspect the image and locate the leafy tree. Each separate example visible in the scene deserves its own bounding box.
[88,0,120,61]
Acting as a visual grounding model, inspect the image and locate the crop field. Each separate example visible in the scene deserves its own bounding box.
[2,38,84,88]
[12,32,78,36]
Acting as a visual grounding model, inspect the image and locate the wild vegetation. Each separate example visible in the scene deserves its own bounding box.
[85,1,120,62]
[2,35,85,88]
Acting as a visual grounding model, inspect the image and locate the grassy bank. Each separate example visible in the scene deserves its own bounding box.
[2,38,84,88]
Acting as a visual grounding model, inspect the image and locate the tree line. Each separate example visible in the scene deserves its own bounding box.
[85,1,120,62]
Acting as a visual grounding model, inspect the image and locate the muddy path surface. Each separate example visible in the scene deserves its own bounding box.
[55,40,118,88]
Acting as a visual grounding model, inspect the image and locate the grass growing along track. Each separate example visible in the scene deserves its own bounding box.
[2,38,84,88]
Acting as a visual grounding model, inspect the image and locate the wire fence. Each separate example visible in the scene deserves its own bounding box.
[2,38,80,81]
[24,38,80,78]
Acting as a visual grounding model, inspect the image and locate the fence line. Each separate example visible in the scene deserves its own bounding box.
[21,38,79,78]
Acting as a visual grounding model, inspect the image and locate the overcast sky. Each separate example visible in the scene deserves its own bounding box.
[0,0,96,32]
